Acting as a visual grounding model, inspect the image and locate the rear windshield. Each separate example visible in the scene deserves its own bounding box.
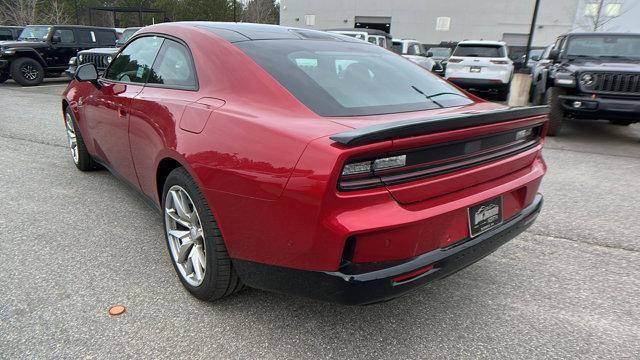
[428,47,451,57]
[453,44,505,58]
[236,40,473,117]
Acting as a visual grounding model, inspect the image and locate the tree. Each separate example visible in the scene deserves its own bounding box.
[575,0,635,31]
[0,0,70,25]
[242,0,279,24]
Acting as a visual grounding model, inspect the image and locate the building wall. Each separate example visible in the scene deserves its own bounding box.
[280,0,580,46]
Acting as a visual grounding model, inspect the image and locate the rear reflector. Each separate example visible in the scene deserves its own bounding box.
[392,265,434,284]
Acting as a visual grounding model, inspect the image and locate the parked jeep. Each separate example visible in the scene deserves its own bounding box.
[66,27,140,78]
[535,32,640,135]
[0,25,116,86]
[0,26,24,41]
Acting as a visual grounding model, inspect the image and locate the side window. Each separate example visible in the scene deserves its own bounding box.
[407,44,421,56]
[105,36,164,84]
[53,29,75,44]
[96,31,116,46]
[0,30,11,41]
[147,39,197,89]
[77,30,95,44]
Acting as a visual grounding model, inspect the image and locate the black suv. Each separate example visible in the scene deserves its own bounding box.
[0,26,24,41]
[66,27,141,78]
[0,25,116,86]
[534,33,640,135]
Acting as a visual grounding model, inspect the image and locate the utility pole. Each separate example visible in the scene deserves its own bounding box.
[522,0,542,73]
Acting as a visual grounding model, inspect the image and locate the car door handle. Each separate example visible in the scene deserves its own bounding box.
[118,107,127,118]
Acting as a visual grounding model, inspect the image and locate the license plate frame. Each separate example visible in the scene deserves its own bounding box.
[468,196,503,237]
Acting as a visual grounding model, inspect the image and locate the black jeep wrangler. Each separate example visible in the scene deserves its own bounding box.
[0,25,116,86]
[66,27,141,78]
[534,32,640,135]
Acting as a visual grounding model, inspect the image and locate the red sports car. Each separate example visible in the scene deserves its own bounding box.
[62,22,547,304]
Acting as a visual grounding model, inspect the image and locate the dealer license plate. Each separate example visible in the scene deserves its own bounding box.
[470,66,482,73]
[468,197,503,237]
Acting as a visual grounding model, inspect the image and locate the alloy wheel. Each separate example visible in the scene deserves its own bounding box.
[164,185,207,286]
[21,64,38,80]
[64,113,79,164]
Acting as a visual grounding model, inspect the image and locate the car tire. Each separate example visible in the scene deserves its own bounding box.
[10,57,44,86]
[546,86,566,136]
[531,84,545,105]
[0,72,8,84]
[497,83,510,102]
[64,107,99,171]
[610,120,633,126]
[162,167,244,301]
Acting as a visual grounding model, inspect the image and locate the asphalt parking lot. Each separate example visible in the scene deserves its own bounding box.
[1,79,639,359]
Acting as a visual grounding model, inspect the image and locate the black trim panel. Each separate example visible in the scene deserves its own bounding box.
[233,194,543,305]
[329,106,549,147]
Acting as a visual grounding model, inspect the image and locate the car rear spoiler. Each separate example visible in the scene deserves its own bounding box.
[329,106,549,146]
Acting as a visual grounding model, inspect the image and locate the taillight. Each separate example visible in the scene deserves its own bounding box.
[338,125,542,191]
[448,58,463,63]
[490,60,509,64]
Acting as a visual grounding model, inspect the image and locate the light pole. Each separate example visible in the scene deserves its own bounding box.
[522,0,542,73]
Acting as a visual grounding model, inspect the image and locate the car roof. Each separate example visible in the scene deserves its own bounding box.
[392,38,419,43]
[458,40,506,46]
[566,32,640,36]
[148,22,368,44]
[24,24,116,31]
[325,28,390,36]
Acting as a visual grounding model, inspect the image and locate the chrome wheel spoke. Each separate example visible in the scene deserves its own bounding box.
[190,246,204,281]
[177,238,194,262]
[170,190,190,221]
[165,208,190,228]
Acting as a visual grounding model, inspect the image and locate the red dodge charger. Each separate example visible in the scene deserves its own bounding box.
[62,22,547,304]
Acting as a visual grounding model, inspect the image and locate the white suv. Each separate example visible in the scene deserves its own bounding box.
[445,40,514,100]
[392,39,436,71]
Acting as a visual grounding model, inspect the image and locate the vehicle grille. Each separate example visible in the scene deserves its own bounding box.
[79,53,110,70]
[590,72,640,94]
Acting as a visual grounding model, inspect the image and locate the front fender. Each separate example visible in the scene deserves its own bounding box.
[12,48,47,66]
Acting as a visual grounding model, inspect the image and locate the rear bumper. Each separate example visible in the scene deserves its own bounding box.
[447,77,509,89]
[559,95,640,121]
[234,194,543,305]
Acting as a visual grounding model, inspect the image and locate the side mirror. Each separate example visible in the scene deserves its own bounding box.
[51,35,61,44]
[549,49,560,61]
[75,63,99,85]
[531,55,540,61]
[116,40,124,47]
[426,51,434,58]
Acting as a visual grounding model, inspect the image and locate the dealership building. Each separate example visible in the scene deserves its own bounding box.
[279,0,581,47]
